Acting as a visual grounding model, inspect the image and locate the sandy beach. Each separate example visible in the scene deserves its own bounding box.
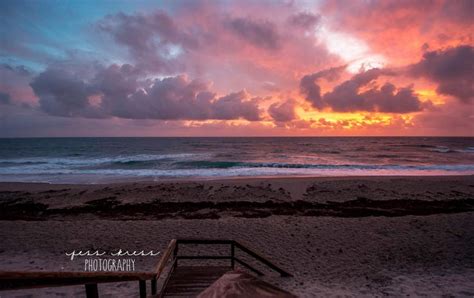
[0,175,473,297]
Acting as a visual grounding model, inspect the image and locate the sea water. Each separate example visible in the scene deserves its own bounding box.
[0,137,473,183]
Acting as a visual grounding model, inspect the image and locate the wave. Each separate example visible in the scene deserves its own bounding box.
[0,153,207,167]
[428,146,474,154]
[429,146,453,153]
[395,144,437,148]
[2,156,473,173]
[172,161,474,171]
[173,160,243,169]
[0,161,47,167]
[0,160,473,183]
[456,147,474,153]
[1,164,473,184]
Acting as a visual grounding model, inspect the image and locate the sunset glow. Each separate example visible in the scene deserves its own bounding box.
[0,0,472,136]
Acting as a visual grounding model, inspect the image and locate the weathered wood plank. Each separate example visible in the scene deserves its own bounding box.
[162,266,231,297]
[0,271,154,290]
[155,239,177,278]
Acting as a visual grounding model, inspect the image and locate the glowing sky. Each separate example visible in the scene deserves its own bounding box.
[0,0,473,136]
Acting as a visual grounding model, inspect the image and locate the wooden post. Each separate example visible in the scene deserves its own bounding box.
[139,280,146,298]
[85,283,99,298]
[151,278,157,295]
[231,242,235,269]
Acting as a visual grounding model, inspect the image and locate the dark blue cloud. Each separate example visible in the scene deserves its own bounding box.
[30,64,262,121]
[301,67,424,113]
[225,17,281,50]
[409,45,474,103]
[268,99,296,122]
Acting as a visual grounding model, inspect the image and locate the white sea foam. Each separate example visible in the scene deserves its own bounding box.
[0,153,208,166]
[0,164,473,183]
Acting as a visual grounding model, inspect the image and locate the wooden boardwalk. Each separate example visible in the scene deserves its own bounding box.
[0,239,292,298]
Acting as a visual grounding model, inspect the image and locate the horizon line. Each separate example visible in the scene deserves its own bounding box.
[1,135,473,138]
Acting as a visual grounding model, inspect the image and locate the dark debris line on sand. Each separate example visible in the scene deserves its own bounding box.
[1,178,473,220]
[1,196,473,221]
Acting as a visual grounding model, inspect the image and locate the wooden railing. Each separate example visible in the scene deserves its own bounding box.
[0,271,154,298]
[174,239,292,277]
[0,238,291,297]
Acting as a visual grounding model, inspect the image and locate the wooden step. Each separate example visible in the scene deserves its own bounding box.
[161,266,231,297]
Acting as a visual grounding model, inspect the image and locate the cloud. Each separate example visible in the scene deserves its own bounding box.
[211,90,261,121]
[30,64,262,121]
[268,99,297,122]
[288,12,321,29]
[93,5,335,96]
[299,65,346,109]
[97,11,196,72]
[3,1,472,136]
[225,17,281,50]
[0,92,11,104]
[439,0,474,24]
[1,64,31,76]
[412,100,474,136]
[300,46,472,114]
[408,45,474,103]
[321,0,474,68]
[0,64,36,105]
[301,67,424,113]
[324,0,473,28]
[326,81,423,113]
[30,67,103,118]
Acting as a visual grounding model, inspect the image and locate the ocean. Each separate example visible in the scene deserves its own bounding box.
[0,137,473,183]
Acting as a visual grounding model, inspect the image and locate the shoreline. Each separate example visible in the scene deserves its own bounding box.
[1,173,473,187]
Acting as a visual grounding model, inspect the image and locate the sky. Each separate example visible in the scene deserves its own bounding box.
[0,0,473,137]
